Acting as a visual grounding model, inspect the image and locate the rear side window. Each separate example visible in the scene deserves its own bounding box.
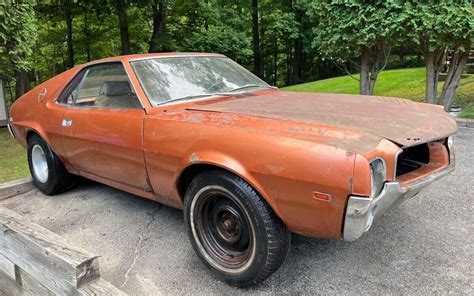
[59,63,142,109]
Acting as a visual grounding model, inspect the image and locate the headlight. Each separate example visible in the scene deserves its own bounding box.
[370,158,386,198]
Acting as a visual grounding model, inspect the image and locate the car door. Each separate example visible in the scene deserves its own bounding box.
[58,62,150,191]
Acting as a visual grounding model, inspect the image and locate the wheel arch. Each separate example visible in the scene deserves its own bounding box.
[176,159,283,220]
[26,129,41,143]
[12,122,52,149]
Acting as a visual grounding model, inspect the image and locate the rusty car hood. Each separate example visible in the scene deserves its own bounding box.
[187,92,457,148]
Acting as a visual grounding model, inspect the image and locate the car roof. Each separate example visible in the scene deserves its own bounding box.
[83,52,226,67]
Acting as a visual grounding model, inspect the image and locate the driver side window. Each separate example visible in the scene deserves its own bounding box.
[61,63,142,109]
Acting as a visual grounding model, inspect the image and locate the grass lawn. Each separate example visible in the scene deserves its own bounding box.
[283,68,474,112]
[459,105,474,119]
[0,127,29,183]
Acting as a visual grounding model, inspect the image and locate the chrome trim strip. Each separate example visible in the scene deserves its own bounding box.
[343,164,454,241]
[7,123,15,138]
[55,61,146,110]
[402,165,454,192]
[129,54,225,62]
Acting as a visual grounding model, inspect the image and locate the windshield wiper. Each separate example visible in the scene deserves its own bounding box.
[158,93,232,106]
[157,85,276,106]
[228,84,277,93]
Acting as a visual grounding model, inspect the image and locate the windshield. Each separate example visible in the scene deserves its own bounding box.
[131,56,271,106]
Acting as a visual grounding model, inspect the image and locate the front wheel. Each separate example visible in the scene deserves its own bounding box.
[183,170,290,287]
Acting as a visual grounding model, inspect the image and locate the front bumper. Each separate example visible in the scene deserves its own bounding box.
[343,164,455,241]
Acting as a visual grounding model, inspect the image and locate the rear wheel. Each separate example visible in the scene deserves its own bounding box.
[27,134,76,195]
[184,170,290,287]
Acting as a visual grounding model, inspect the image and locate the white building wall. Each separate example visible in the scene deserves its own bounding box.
[0,79,7,126]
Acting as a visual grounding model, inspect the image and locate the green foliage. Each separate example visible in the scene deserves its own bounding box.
[184,27,252,64]
[404,1,473,53]
[310,1,408,61]
[0,0,38,70]
[170,0,253,64]
[0,0,471,100]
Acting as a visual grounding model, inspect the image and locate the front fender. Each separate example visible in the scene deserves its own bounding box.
[176,150,281,218]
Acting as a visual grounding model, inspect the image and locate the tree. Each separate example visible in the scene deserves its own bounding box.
[0,0,37,98]
[260,3,299,85]
[439,41,472,110]
[114,0,131,55]
[405,1,473,110]
[170,0,252,65]
[64,0,75,67]
[251,0,262,78]
[310,1,407,95]
[148,0,166,53]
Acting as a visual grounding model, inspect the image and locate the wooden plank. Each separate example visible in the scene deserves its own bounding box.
[0,270,22,296]
[0,207,100,295]
[0,253,16,279]
[78,278,128,296]
[17,267,54,296]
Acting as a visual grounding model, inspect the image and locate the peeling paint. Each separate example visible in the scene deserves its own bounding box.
[190,152,199,162]
[188,92,457,149]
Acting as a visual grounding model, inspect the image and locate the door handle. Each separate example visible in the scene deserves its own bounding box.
[62,119,73,127]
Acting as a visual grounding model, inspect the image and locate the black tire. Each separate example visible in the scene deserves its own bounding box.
[27,134,76,195]
[183,170,290,287]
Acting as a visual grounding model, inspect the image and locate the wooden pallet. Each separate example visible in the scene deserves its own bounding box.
[0,207,126,295]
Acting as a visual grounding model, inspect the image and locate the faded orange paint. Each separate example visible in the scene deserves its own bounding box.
[9,53,457,239]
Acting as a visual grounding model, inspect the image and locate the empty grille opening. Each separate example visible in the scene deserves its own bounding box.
[396,143,430,177]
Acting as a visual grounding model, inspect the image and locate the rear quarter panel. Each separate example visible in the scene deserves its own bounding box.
[9,67,81,158]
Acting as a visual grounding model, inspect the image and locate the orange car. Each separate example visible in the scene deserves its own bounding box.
[8,53,456,286]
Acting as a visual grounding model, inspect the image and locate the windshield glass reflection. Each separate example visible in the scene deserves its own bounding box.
[131,56,270,106]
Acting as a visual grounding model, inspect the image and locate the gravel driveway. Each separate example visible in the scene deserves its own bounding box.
[1,128,473,295]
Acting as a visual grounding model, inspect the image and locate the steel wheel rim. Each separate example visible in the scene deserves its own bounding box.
[190,185,256,273]
[32,144,48,183]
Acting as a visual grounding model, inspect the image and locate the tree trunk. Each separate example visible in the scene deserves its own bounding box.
[438,48,470,111]
[116,0,130,55]
[360,47,370,95]
[292,37,303,85]
[251,0,262,78]
[367,47,385,95]
[14,69,31,99]
[273,39,278,86]
[368,71,379,95]
[149,1,166,53]
[425,53,437,104]
[424,49,445,104]
[286,40,291,86]
[83,7,91,62]
[5,43,31,99]
[292,4,303,85]
[65,0,74,68]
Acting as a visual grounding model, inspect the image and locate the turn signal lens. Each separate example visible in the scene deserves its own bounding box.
[312,191,332,202]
